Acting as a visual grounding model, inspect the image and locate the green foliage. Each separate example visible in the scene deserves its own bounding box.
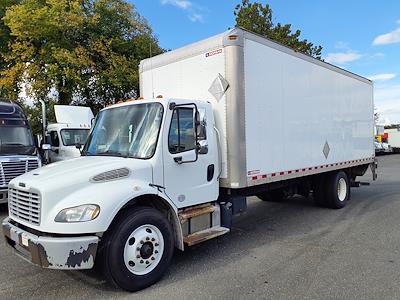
[1,0,163,109]
[374,109,379,123]
[234,0,323,59]
[21,100,57,135]
[0,0,20,98]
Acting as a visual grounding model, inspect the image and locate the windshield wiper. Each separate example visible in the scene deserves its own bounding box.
[88,150,128,158]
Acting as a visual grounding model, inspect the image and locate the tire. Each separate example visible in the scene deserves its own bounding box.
[99,207,174,292]
[326,171,350,209]
[258,189,285,202]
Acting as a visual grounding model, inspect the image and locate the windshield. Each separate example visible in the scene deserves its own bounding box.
[61,129,90,146]
[0,125,35,155]
[83,103,164,159]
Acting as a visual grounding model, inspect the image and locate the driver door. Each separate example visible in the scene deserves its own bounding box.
[48,130,61,162]
[162,103,218,208]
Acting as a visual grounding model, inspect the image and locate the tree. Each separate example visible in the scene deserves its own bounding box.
[21,99,57,135]
[0,0,20,98]
[234,0,323,59]
[374,109,379,124]
[1,0,163,109]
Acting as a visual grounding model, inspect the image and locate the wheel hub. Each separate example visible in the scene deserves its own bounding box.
[123,224,164,275]
[140,242,154,259]
[337,177,347,201]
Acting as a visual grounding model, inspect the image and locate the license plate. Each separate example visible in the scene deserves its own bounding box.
[21,234,29,247]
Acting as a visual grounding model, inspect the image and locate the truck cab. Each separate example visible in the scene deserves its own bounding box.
[3,97,220,291]
[47,123,90,162]
[45,105,93,163]
[0,100,41,204]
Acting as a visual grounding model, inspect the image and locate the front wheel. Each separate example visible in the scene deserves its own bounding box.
[99,207,174,291]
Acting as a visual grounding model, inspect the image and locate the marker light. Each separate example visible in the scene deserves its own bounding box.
[228,35,237,40]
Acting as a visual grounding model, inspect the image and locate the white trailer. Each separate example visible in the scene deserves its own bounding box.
[385,128,400,152]
[2,28,376,292]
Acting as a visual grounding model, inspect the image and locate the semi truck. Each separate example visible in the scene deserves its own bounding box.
[2,28,376,291]
[0,100,41,204]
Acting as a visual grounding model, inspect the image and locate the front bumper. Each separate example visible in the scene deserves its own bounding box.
[2,217,99,270]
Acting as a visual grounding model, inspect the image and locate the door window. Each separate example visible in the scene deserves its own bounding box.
[168,108,196,154]
[49,131,60,147]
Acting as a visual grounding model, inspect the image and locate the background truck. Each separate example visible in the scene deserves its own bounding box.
[2,28,375,292]
[385,128,400,153]
[0,100,41,204]
[43,105,94,163]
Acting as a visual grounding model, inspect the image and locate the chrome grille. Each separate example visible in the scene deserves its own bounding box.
[27,160,39,172]
[8,188,41,225]
[0,160,39,186]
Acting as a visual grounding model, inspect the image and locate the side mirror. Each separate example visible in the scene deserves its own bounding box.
[194,109,201,135]
[42,144,51,150]
[195,110,201,127]
[197,140,208,154]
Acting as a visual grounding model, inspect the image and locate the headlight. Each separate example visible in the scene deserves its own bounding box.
[55,204,100,223]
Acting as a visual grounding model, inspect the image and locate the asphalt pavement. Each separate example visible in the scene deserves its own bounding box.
[1,154,400,299]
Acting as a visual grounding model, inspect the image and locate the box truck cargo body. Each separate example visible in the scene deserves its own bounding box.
[385,128,400,152]
[3,28,376,292]
[140,28,375,189]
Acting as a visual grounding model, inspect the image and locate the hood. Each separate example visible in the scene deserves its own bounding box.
[9,156,153,192]
[8,156,155,233]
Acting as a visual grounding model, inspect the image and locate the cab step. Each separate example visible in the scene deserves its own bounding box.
[179,204,216,223]
[183,226,230,246]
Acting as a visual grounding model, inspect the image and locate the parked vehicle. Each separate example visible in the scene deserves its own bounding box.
[0,100,41,204]
[44,105,93,163]
[374,139,384,155]
[385,128,400,153]
[381,142,392,154]
[2,28,376,291]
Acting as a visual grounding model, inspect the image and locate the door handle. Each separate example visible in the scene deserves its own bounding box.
[207,164,215,181]
[174,156,183,164]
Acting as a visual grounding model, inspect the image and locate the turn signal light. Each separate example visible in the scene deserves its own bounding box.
[228,35,237,40]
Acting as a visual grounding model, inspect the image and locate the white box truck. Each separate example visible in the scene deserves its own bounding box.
[43,105,94,163]
[385,128,400,152]
[2,28,376,291]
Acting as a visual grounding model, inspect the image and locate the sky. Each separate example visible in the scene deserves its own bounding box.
[133,0,400,124]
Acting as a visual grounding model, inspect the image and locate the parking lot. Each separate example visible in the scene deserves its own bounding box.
[0,154,399,299]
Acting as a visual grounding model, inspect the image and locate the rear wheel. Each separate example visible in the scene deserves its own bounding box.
[326,171,350,209]
[99,207,174,291]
